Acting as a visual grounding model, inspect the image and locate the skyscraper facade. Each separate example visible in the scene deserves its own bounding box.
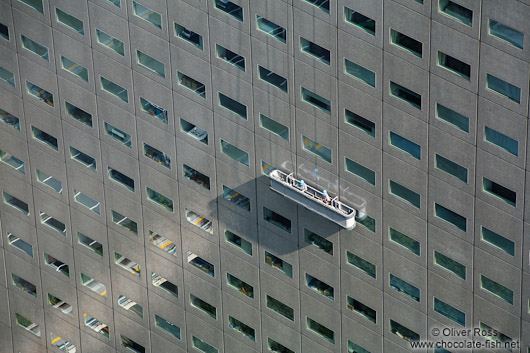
[0,0,530,352]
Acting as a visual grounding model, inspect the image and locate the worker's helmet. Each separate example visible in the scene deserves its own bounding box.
[300,180,305,183]
[323,190,327,194]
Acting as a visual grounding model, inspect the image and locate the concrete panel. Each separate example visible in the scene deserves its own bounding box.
[142,206,181,266]
[342,314,383,353]
[338,0,383,48]
[0,171,33,225]
[32,187,71,244]
[97,97,139,158]
[427,272,473,328]
[126,0,169,39]
[77,290,114,347]
[139,162,179,219]
[93,50,134,113]
[67,166,106,225]
[0,87,25,139]
[222,292,261,350]
[148,291,187,350]
[0,128,30,183]
[220,247,260,308]
[70,207,110,264]
[261,313,301,353]
[50,0,90,45]
[300,292,341,352]
[114,311,151,353]
[37,230,76,287]
[24,99,64,162]
[249,0,293,54]
[133,71,174,134]
[74,249,113,307]
[145,248,184,308]
[178,183,219,241]
[136,118,176,178]
[57,77,98,136]
[41,270,79,328]
[109,229,147,287]
[181,226,221,287]
[1,210,38,266]
[184,270,224,330]
[383,294,427,352]
[104,186,144,245]
[63,121,103,181]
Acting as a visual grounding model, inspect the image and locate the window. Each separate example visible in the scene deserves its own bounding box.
[489,19,524,50]
[480,275,513,304]
[484,126,518,156]
[266,295,294,321]
[143,143,171,169]
[300,37,330,65]
[481,227,514,256]
[0,150,25,174]
[256,16,286,43]
[346,251,376,278]
[302,135,332,163]
[120,335,145,353]
[21,35,49,61]
[306,317,334,344]
[438,52,470,80]
[436,104,469,133]
[8,233,33,257]
[258,66,288,92]
[301,87,331,114]
[347,296,376,323]
[220,139,249,166]
[390,320,419,343]
[140,97,167,124]
[115,252,141,277]
[108,167,135,192]
[174,23,203,49]
[56,8,84,35]
[389,180,421,209]
[345,157,376,186]
[434,251,466,280]
[100,76,128,103]
[219,93,247,120]
[229,316,255,341]
[78,232,103,256]
[3,192,29,215]
[214,0,243,22]
[439,0,472,26]
[347,340,371,353]
[0,107,20,130]
[147,187,174,212]
[185,209,213,234]
[65,101,92,126]
[225,230,252,255]
[81,273,107,297]
[483,178,516,207]
[434,297,465,326]
[389,228,420,255]
[44,253,69,277]
[390,29,422,57]
[390,274,420,302]
[155,315,180,340]
[435,154,468,183]
[178,72,206,98]
[149,231,177,257]
[31,126,58,151]
[190,294,216,319]
[17,0,43,13]
[188,252,214,277]
[0,67,15,86]
[15,313,40,336]
[27,81,54,106]
[84,314,110,338]
[183,164,210,190]
[306,274,334,300]
[70,146,96,171]
[180,118,208,144]
[12,274,37,297]
[434,203,466,232]
[51,335,76,352]
[390,81,421,109]
[261,160,278,176]
[74,190,101,215]
[260,114,289,141]
[222,185,250,211]
[118,295,143,318]
[136,51,165,78]
[227,273,254,298]
[345,109,376,137]
[268,338,294,353]
[96,29,125,56]
[344,59,376,87]
[133,1,162,29]
[111,210,138,235]
[192,336,218,353]
[104,122,132,147]
[216,44,245,71]
[152,272,178,298]
[304,228,333,255]
[265,251,293,278]
[0,23,8,41]
[344,7,375,35]
[304,0,329,14]
[486,74,521,103]
[263,206,291,233]
[481,323,514,353]
[48,293,73,317]
[107,0,120,7]
[389,131,421,159]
